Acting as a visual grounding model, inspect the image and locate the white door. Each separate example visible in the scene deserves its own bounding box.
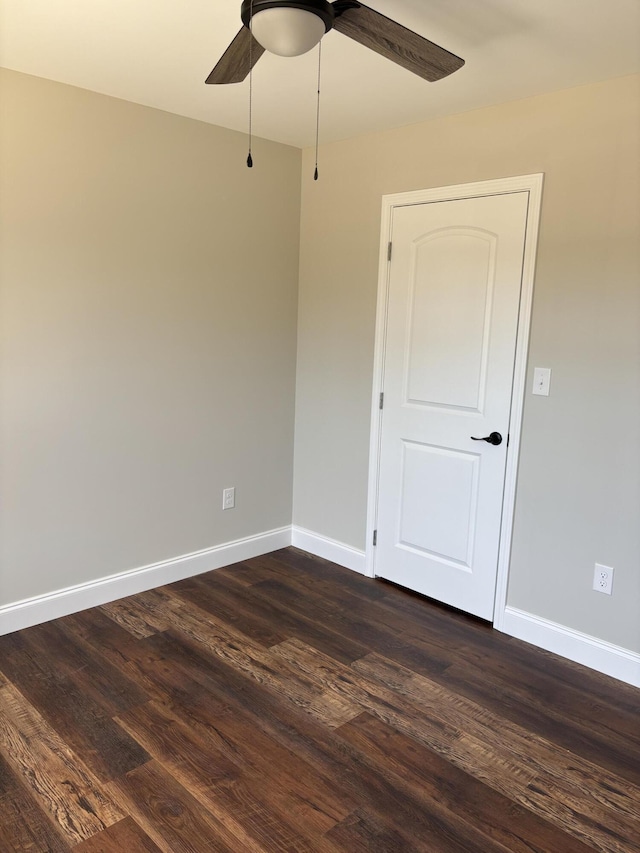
[375,191,529,620]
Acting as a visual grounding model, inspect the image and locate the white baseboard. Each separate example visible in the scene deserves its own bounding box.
[291,526,367,575]
[499,606,640,688]
[4,526,637,690]
[0,526,292,636]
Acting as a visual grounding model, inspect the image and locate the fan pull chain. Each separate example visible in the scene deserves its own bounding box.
[314,41,322,180]
[247,0,254,168]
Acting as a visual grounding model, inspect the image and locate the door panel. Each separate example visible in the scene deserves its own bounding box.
[406,228,496,411]
[398,441,479,568]
[375,192,529,620]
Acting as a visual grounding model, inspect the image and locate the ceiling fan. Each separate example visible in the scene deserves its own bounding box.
[206,0,465,85]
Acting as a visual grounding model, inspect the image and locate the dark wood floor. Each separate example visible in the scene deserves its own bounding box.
[0,548,638,852]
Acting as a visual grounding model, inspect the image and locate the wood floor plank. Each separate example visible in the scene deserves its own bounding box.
[355,652,640,816]
[171,572,369,664]
[64,611,239,725]
[352,654,640,853]
[0,631,150,783]
[325,809,425,853]
[105,760,253,853]
[57,608,219,715]
[136,638,504,853]
[12,618,150,717]
[252,575,451,677]
[60,607,155,666]
[439,661,640,787]
[146,591,361,728]
[100,589,181,639]
[0,795,70,853]
[267,548,389,602]
[269,638,532,781]
[264,564,640,793]
[71,816,164,852]
[272,638,640,853]
[0,752,71,853]
[212,557,293,587]
[380,574,640,714]
[263,557,512,672]
[114,704,311,853]
[337,711,599,853]
[114,700,240,789]
[170,575,290,648]
[216,570,373,665]
[0,679,124,844]
[379,581,640,750]
[127,630,356,833]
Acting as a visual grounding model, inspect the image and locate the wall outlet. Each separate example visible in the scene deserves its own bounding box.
[593,563,614,595]
[222,487,235,510]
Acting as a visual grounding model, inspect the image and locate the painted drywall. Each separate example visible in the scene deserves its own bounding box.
[293,74,640,653]
[0,69,301,606]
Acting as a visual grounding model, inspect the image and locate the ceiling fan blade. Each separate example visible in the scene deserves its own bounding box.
[332,2,464,82]
[205,27,266,84]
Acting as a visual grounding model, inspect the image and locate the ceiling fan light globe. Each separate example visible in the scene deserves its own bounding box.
[251,8,326,57]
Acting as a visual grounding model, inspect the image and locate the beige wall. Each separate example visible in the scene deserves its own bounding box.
[294,75,640,653]
[2,66,638,657]
[0,69,301,605]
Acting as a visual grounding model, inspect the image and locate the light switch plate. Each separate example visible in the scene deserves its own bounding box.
[532,367,551,396]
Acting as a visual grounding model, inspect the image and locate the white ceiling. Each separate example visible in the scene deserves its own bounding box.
[1,0,639,149]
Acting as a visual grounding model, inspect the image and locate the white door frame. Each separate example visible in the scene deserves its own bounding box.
[364,173,544,627]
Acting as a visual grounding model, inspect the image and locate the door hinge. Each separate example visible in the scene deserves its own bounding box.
[373,529,377,546]
[387,242,392,261]
[379,392,384,410]
[507,433,510,447]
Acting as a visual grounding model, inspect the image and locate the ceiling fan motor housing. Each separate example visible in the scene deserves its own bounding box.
[240,0,336,33]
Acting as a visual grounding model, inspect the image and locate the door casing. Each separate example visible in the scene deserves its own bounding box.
[365,174,544,627]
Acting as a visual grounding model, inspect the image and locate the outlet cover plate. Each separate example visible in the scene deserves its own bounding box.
[593,563,614,595]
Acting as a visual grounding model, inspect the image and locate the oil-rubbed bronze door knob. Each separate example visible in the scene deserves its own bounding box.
[471,432,503,446]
